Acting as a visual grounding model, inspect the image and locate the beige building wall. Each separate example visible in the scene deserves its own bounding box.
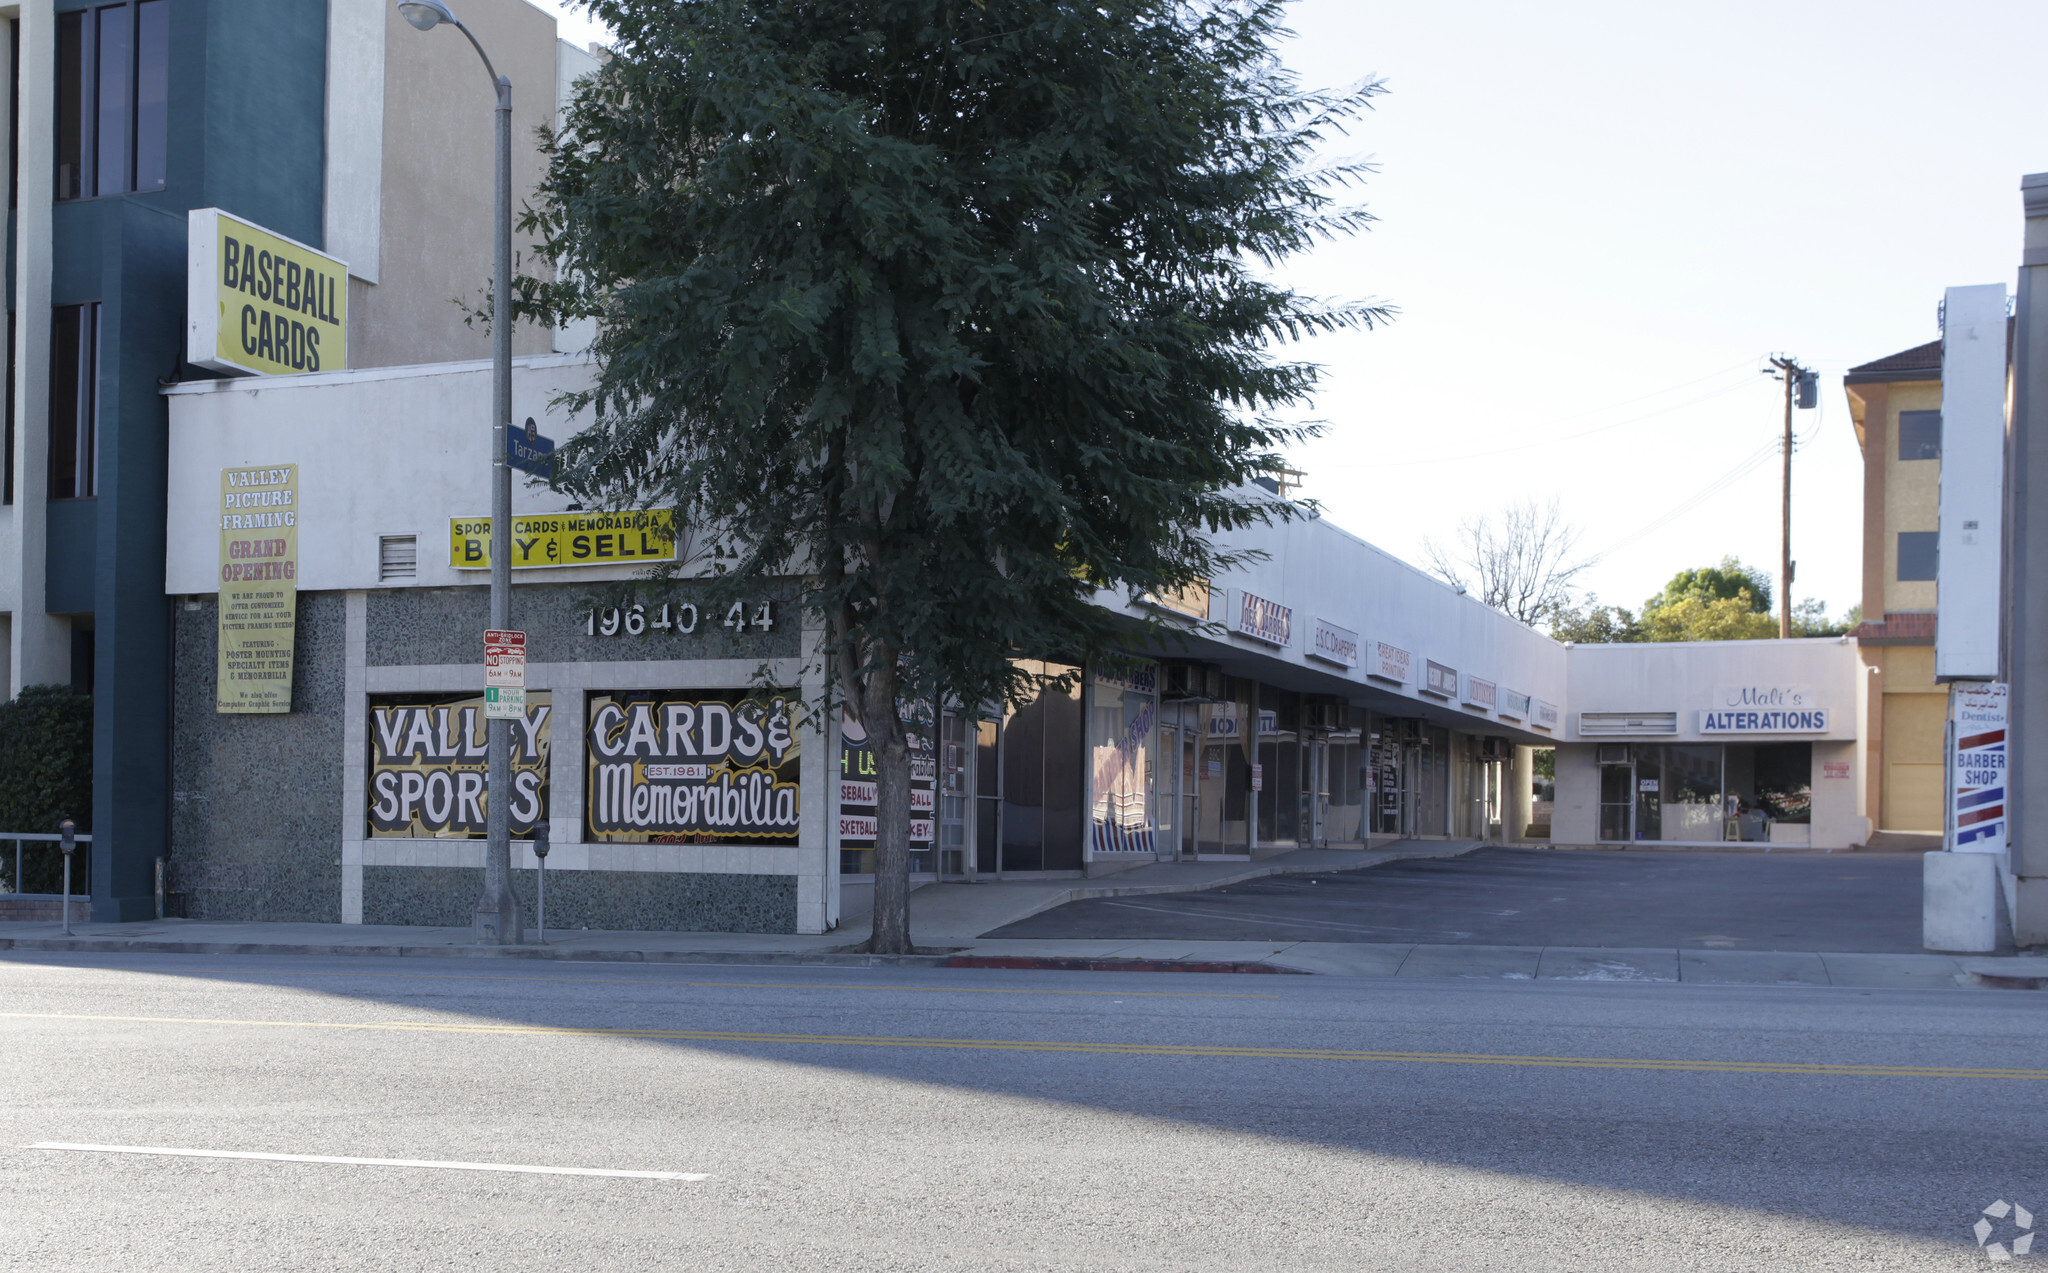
[1878,644,1946,831]
[350,0,563,369]
[1881,381,1942,614]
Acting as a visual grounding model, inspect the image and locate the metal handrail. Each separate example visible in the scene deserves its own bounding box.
[0,833,94,899]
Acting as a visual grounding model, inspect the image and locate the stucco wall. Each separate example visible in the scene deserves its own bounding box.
[170,592,347,920]
[1883,381,1943,614]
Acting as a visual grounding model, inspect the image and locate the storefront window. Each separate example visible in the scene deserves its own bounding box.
[1255,686,1300,844]
[1597,742,1813,843]
[1725,743,1812,836]
[998,659,1084,872]
[1089,663,1159,856]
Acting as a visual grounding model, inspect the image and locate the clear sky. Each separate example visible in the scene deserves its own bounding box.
[535,0,2048,622]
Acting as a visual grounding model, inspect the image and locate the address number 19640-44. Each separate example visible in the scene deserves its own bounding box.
[585,600,776,638]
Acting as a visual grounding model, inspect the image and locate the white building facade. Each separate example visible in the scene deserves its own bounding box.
[161,355,1871,936]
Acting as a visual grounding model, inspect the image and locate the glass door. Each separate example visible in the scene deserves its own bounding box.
[1598,746,1633,842]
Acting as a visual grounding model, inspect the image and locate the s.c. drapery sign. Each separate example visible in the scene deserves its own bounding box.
[586,691,801,844]
[368,693,551,837]
[187,208,348,377]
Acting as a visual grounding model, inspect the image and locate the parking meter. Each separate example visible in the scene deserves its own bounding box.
[532,823,550,943]
[58,818,76,936]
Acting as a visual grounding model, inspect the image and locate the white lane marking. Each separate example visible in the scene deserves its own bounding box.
[28,1143,706,1181]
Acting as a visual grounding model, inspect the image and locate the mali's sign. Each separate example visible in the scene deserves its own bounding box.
[451,510,677,570]
[188,209,348,377]
[586,691,801,844]
[217,465,298,713]
[368,694,551,838]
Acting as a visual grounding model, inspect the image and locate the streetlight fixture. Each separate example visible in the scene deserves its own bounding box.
[397,0,523,944]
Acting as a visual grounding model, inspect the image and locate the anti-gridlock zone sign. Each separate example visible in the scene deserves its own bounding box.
[485,630,526,720]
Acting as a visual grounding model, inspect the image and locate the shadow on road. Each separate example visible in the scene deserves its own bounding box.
[3,941,2038,1261]
[988,847,1936,951]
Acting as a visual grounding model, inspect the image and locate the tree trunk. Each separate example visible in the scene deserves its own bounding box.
[861,655,915,955]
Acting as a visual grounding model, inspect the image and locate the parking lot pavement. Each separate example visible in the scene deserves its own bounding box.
[983,846,1932,953]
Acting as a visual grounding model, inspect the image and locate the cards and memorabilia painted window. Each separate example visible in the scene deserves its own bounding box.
[586,690,801,844]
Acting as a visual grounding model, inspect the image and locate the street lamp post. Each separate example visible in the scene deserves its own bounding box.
[398,0,522,943]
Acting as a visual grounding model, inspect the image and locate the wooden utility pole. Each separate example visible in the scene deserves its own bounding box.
[1768,356,1814,638]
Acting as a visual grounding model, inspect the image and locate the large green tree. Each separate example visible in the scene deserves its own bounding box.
[525,0,1385,951]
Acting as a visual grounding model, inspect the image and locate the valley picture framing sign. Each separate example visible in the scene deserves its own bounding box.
[217,464,299,713]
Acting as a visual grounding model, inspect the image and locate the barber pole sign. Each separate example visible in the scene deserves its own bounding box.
[1948,683,2008,856]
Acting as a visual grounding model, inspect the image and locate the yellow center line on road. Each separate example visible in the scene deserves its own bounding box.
[13,969,1275,1000]
[3,1010,2042,1080]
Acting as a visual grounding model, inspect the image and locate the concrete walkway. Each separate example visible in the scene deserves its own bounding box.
[0,840,1480,965]
[2,837,2042,989]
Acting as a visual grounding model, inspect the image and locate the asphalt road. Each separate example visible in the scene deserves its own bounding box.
[988,847,1930,951]
[2,951,2042,1271]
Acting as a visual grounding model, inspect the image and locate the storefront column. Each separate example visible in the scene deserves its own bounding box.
[1508,745,1534,841]
[340,590,368,923]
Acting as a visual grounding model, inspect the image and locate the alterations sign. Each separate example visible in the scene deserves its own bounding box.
[1950,682,2008,855]
[586,691,801,844]
[451,510,677,570]
[217,465,298,713]
[188,208,348,377]
[368,694,551,838]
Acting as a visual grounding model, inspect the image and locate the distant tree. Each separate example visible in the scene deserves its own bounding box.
[1544,597,1641,644]
[1790,597,1858,638]
[1424,497,1591,626]
[1644,556,1771,617]
[524,0,1387,953]
[1639,590,1778,642]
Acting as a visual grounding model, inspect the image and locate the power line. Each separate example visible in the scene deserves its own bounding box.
[1590,438,1783,559]
[1313,357,1771,469]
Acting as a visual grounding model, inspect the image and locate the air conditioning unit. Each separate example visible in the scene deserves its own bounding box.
[1161,661,1225,702]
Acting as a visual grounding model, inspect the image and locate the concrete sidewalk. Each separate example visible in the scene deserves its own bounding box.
[3,835,2042,989]
[0,839,1480,966]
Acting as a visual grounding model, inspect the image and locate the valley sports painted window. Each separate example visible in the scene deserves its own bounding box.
[55,0,168,201]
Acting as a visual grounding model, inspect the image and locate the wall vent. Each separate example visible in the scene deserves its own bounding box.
[1578,712,1678,736]
[378,534,418,582]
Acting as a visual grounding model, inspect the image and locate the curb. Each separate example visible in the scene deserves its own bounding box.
[946,955,1306,974]
[0,937,953,968]
[1962,968,2048,990]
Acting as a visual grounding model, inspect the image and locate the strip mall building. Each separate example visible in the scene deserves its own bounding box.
[155,345,1871,935]
[0,0,1965,936]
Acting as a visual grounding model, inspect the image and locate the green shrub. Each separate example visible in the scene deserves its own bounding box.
[0,685,92,834]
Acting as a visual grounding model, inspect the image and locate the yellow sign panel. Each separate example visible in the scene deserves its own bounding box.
[218,465,299,714]
[450,509,678,570]
[187,208,348,377]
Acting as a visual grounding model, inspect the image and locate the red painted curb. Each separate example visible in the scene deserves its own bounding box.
[945,955,1305,974]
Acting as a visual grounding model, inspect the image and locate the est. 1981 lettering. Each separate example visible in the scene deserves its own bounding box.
[584,600,775,639]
